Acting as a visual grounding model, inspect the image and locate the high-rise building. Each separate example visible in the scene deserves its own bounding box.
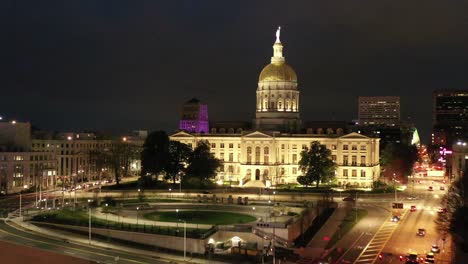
[179,98,209,134]
[432,90,468,146]
[358,96,400,126]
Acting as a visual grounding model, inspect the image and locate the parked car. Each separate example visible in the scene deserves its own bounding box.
[406,252,419,264]
[431,245,440,253]
[417,228,426,236]
[410,205,417,212]
[342,196,355,202]
[428,186,433,191]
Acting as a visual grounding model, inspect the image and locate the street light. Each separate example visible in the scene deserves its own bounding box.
[19,185,28,219]
[105,203,109,227]
[136,207,140,227]
[87,199,93,245]
[178,219,186,261]
[252,207,256,218]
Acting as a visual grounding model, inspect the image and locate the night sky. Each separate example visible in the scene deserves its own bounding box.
[6,1,468,143]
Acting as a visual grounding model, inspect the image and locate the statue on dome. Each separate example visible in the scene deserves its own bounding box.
[275,26,281,43]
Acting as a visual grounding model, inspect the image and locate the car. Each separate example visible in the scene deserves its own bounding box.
[417,228,426,236]
[440,186,445,191]
[431,245,440,253]
[406,252,419,264]
[410,205,417,212]
[407,195,418,200]
[342,196,355,202]
[438,208,447,214]
[391,215,400,222]
[425,252,435,263]
[428,186,433,191]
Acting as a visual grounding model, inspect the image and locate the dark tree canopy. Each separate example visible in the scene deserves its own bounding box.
[185,140,222,181]
[380,143,419,182]
[298,141,336,188]
[140,131,170,177]
[165,141,192,183]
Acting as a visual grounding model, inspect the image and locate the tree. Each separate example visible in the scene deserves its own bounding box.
[140,131,170,185]
[107,142,140,185]
[165,141,192,184]
[380,143,418,183]
[298,141,336,188]
[185,140,222,182]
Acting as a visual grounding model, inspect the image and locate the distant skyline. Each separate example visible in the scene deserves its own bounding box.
[6,1,468,143]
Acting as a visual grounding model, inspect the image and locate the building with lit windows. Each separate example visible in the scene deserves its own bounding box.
[358,96,400,126]
[432,90,468,146]
[179,98,209,134]
[171,28,381,188]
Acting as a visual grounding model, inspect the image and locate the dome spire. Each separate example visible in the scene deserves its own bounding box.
[275,26,281,43]
[271,26,285,64]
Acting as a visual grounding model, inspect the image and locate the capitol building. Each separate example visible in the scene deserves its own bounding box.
[171,29,380,188]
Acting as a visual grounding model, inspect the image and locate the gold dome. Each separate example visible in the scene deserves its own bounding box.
[259,63,297,82]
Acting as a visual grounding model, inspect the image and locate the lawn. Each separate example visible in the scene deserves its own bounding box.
[144,210,256,225]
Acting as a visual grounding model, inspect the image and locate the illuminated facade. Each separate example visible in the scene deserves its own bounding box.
[171,29,381,188]
[179,98,209,134]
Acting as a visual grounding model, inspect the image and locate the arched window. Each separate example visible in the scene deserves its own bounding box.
[228,128,234,134]
[219,128,226,133]
[236,128,243,134]
[247,147,252,164]
[211,128,217,134]
[317,128,324,134]
[327,128,334,134]
[264,147,269,164]
[337,128,344,135]
[278,101,283,110]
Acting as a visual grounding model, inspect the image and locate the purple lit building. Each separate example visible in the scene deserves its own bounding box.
[179,98,209,133]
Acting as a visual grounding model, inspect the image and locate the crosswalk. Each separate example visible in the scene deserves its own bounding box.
[354,210,407,264]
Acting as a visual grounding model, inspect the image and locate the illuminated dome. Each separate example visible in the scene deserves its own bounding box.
[259,63,297,82]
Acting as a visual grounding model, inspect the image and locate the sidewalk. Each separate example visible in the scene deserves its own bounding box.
[9,218,227,264]
[296,203,349,260]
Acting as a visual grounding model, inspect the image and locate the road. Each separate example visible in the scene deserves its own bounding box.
[0,220,176,264]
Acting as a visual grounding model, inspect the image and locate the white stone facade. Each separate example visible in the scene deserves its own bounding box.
[170,131,380,188]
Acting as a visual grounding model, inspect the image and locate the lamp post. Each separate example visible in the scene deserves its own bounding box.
[252,207,255,218]
[169,188,172,198]
[136,207,140,227]
[88,199,93,245]
[19,185,27,218]
[273,191,276,264]
[179,219,186,261]
[105,203,109,227]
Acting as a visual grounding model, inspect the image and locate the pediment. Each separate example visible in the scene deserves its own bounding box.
[242,131,273,138]
[339,132,370,139]
[170,131,195,138]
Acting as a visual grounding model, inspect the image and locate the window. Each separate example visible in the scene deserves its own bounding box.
[331,155,336,162]
[293,168,297,174]
[264,147,269,164]
[360,145,366,151]
[292,144,297,150]
[331,144,337,150]
[211,143,216,148]
[255,147,261,164]
[281,155,285,163]
[229,153,233,162]
[237,144,240,148]
[343,145,348,150]
[220,143,225,148]
[220,166,224,172]
[360,170,366,177]
[247,147,252,163]
[352,156,357,166]
[352,145,357,151]
[220,153,224,161]
[352,169,357,177]
[360,156,366,166]
[343,169,348,177]
[228,165,234,173]
[343,155,348,166]
[229,143,233,148]
[292,154,297,164]
[281,144,285,150]
[302,144,307,150]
